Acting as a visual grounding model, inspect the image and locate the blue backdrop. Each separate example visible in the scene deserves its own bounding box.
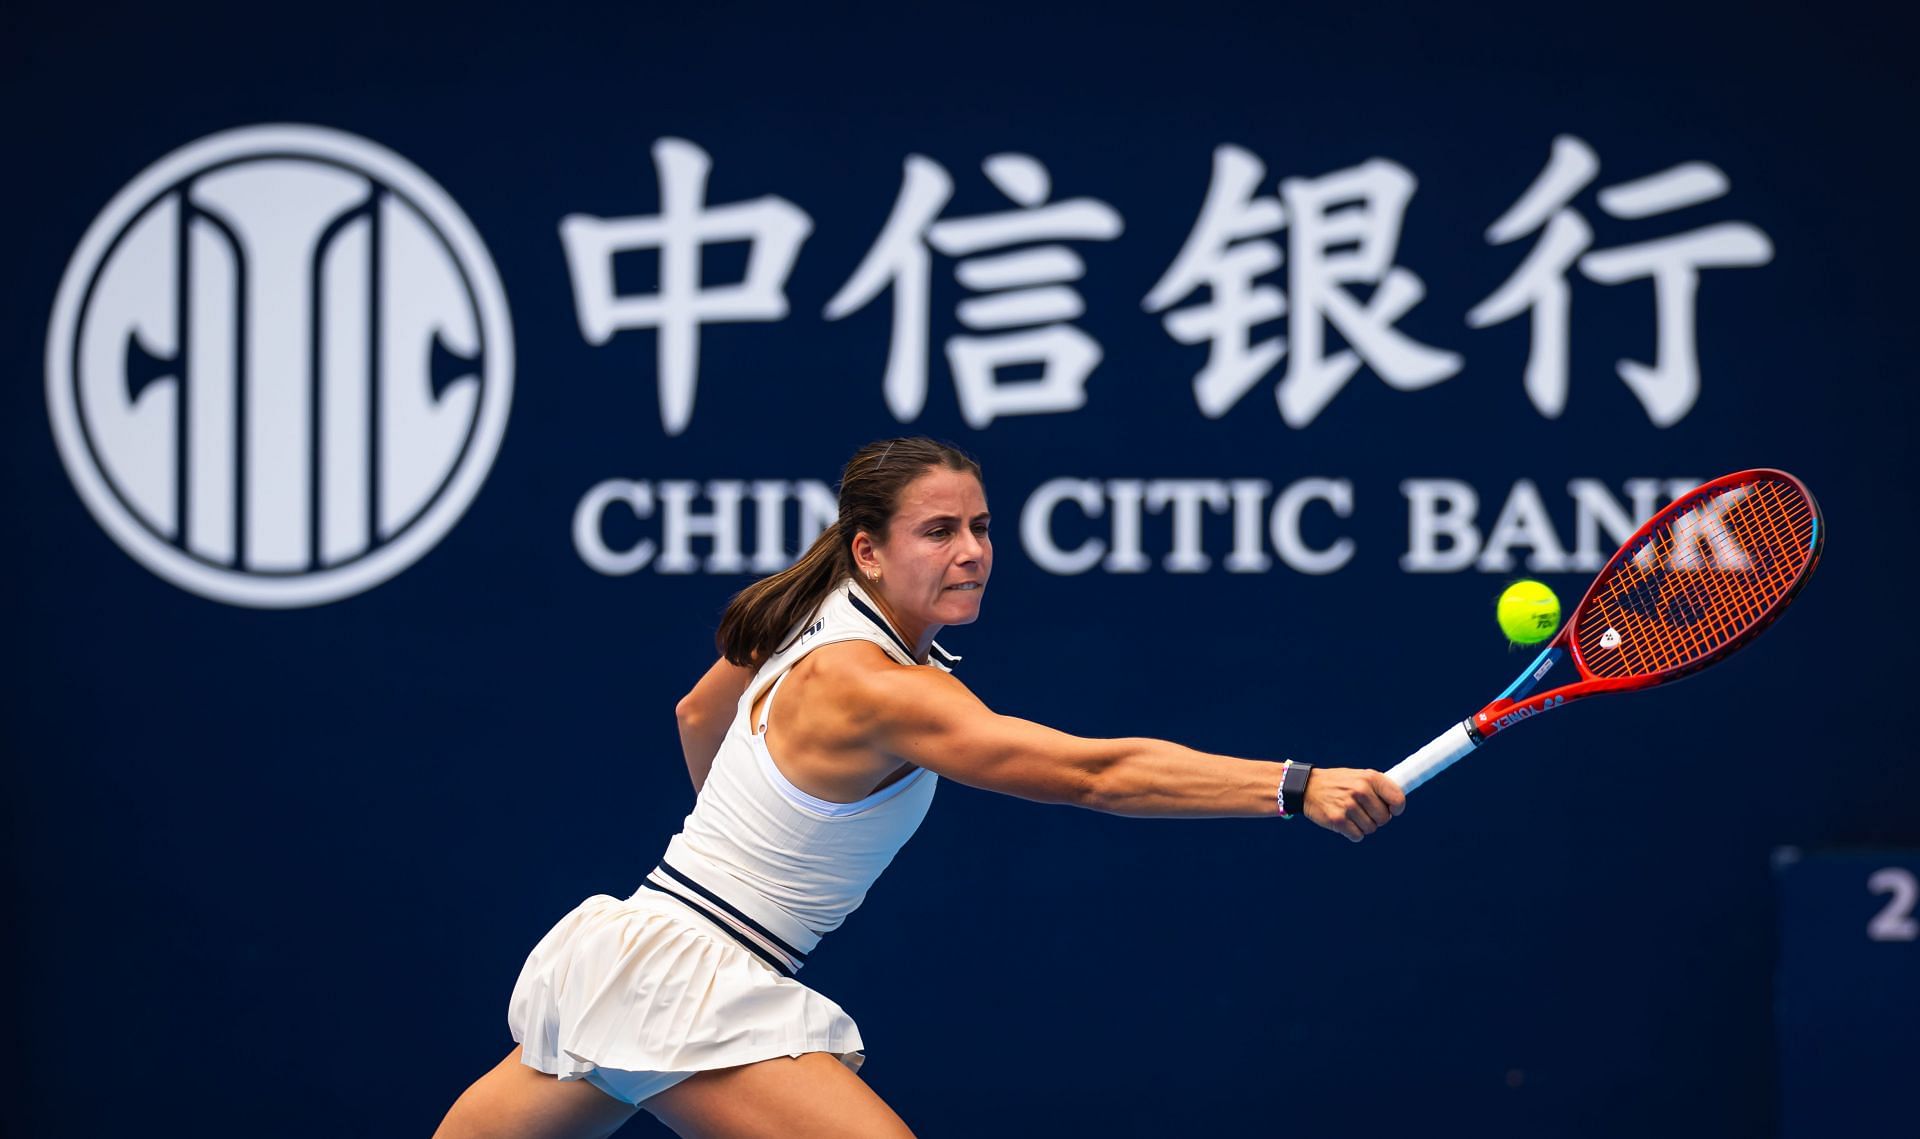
[6,3,1914,1136]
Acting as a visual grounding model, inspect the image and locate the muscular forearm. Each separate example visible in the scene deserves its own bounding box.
[1082,738,1408,840]
[1083,739,1288,818]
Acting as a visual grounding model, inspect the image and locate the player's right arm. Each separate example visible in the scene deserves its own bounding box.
[827,643,1403,840]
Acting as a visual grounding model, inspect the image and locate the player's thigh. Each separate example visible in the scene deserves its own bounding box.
[433,1046,637,1139]
[642,1052,914,1139]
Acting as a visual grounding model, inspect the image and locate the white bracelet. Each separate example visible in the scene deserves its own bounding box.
[1276,759,1294,819]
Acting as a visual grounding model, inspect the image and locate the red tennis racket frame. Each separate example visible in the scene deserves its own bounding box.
[1463,468,1824,744]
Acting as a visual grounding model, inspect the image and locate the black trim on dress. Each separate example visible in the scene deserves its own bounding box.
[847,590,918,661]
[640,878,795,976]
[653,861,809,963]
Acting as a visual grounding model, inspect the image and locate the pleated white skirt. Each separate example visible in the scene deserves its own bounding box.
[507,890,865,1105]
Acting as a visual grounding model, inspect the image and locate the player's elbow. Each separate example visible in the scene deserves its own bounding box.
[1075,741,1164,815]
[1069,756,1127,814]
[986,729,1119,811]
[947,736,1106,810]
[1077,772,1118,814]
[674,692,703,732]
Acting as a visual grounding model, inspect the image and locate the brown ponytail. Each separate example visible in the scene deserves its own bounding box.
[715,437,982,666]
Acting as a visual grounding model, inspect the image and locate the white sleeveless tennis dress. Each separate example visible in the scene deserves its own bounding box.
[507,578,959,1104]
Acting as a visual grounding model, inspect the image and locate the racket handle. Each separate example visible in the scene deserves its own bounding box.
[1385,720,1478,793]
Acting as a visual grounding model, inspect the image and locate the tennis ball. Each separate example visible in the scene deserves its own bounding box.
[1497,580,1561,644]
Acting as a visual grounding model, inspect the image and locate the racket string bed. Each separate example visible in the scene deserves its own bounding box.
[1583,487,1789,676]
[1714,493,1809,634]
[1579,478,1813,680]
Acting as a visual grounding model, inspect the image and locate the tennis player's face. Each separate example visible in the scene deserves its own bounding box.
[877,467,992,632]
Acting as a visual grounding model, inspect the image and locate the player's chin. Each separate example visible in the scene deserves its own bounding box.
[935,587,986,623]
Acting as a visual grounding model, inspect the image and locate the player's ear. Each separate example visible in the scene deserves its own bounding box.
[851,530,881,577]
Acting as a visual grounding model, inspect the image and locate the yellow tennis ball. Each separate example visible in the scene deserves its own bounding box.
[1497,580,1561,644]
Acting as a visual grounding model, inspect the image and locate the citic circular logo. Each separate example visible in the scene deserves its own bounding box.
[46,124,514,607]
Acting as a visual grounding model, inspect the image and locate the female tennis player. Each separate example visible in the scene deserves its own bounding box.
[434,437,1405,1139]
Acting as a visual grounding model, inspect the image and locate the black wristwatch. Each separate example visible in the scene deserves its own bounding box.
[1279,760,1314,819]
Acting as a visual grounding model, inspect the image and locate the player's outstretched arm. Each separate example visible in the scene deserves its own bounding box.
[835,644,1404,839]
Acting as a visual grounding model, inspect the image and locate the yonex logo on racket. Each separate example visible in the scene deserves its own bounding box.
[1492,694,1564,731]
[45,124,514,608]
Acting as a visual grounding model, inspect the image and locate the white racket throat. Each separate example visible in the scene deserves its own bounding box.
[1385,720,1479,793]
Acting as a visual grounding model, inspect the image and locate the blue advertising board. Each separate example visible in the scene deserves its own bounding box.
[1775,850,1920,1137]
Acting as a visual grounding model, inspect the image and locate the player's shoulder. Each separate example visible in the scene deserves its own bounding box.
[800,638,903,685]
[801,639,952,707]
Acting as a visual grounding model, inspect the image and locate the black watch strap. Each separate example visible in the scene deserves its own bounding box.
[1280,761,1314,819]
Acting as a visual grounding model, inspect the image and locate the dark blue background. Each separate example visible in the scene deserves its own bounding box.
[5,2,1914,1136]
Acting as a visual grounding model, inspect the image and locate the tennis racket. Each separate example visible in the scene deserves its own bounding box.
[1386,468,1823,793]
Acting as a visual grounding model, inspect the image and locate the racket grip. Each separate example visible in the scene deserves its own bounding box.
[1385,720,1478,793]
